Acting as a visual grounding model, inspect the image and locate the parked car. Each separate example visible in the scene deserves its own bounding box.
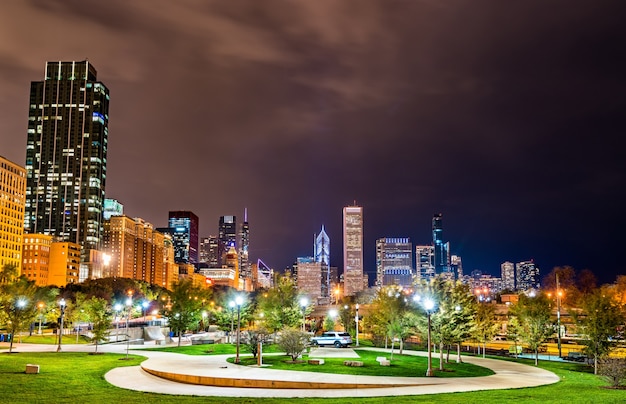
[311,331,353,348]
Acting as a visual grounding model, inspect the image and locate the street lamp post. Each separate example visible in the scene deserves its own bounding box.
[355,304,360,347]
[228,301,235,344]
[125,294,133,359]
[141,301,149,321]
[234,296,244,364]
[114,304,122,342]
[37,302,44,335]
[556,273,563,358]
[300,297,308,332]
[422,297,435,377]
[57,299,66,352]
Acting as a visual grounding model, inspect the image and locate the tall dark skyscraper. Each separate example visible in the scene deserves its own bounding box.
[432,213,450,275]
[218,215,236,264]
[25,61,109,258]
[167,211,199,265]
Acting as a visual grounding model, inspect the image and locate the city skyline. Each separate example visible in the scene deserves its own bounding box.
[1,2,625,285]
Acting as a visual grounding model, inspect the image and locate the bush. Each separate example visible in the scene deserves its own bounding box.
[598,357,626,388]
[277,328,310,361]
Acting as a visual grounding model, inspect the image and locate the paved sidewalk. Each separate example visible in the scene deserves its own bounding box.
[4,342,560,398]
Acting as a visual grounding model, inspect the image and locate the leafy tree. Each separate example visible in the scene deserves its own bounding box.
[83,296,112,353]
[277,328,310,361]
[323,313,337,331]
[509,293,553,366]
[0,272,39,353]
[162,279,211,346]
[257,274,302,334]
[575,290,624,374]
[471,303,499,358]
[367,285,409,347]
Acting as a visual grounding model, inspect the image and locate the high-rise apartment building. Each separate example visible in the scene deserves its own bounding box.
[0,156,26,272]
[25,61,109,259]
[199,236,219,267]
[218,215,236,264]
[450,255,463,279]
[104,216,176,288]
[501,261,515,291]
[103,198,123,220]
[415,245,435,280]
[239,209,250,282]
[21,234,52,286]
[343,205,364,296]
[167,211,199,265]
[432,214,450,276]
[314,225,330,298]
[376,238,413,288]
[295,256,322,299]
[516,260,540,291]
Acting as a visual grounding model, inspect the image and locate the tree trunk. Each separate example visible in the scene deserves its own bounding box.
[439,342,444,371]
[594,354,598,375]
[482,342,486,358]
[456,343,462,363]
[177,330,182,347]
[446,345,450,363]
[390,338,395,360]
[399,338,404,355]
[534,349,538,366]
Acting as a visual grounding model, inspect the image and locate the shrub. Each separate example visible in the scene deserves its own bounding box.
[277,328,310,361]
[598,357,626,388]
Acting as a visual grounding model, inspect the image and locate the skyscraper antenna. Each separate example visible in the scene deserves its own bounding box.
[244,207,248,222]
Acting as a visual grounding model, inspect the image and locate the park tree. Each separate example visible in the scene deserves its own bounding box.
[509,293,553,366]
[257,274,303,334]
[471,302,499,358]
[83,296,112,353]
[162,279,212,346]
[575,289,624,374]
[368,285,410,348]
[0,273,40,352]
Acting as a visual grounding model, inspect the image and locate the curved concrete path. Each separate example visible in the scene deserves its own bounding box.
[105,346,559,398]
[4,342,559,398]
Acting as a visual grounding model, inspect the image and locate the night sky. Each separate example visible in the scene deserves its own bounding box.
[1,1,625,285]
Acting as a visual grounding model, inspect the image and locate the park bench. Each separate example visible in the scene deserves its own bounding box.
[191,339,215,345]
[307,359,324,365]
[376,356,391,366]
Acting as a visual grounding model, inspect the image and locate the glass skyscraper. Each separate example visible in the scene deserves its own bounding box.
[167,211,199,265]
[25,61,109,258]
[314,225,330,297]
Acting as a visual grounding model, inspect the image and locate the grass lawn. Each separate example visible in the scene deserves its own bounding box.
[232,349,494,378]
[0,349,624,403]
[0,334,87,349]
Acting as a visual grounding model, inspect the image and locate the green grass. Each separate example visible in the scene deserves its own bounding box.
[0,334,87,349]
[143,342,283,355]
[0,350,624,403]
[231,349,494,377]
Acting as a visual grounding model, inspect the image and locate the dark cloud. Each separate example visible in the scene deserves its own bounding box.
[1,0,625,283]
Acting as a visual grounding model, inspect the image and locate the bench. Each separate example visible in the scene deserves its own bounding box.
[308,359,324,365]
[376,356,391,366]
[25,364,40,374]
[343,360,363,367]
[191,339,215,345]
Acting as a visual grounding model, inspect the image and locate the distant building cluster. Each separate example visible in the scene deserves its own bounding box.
[0,61,539,301]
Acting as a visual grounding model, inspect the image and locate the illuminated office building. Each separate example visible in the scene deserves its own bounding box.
[239,209,250,282]
[167,211,199,265]
[376,237,413,288]
[295,256,322,299]
[415,245,435,280]
[218,215,236,264]
[25,61,109,260]
[314,225,330,297]
[103,198,123,220]
[343,204,364,296]
[501,261,515,291]
[516,260,540,291]
[0,156,26,272]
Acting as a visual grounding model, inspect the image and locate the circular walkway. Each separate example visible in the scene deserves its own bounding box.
[103,346,560,398]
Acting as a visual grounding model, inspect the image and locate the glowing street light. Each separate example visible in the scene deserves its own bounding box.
[125,292,133,359]
[114,303,122,342]
[228,301,235,344]
[422,297,436,377]
[37,302,44,335]
[57,299,66,352]
[234,295,244,364]
[300,297,308,332]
